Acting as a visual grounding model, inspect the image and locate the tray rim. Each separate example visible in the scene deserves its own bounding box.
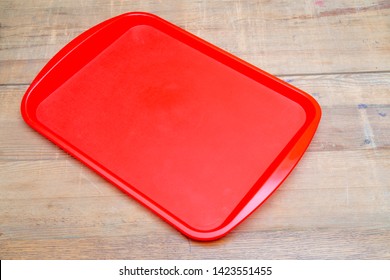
[21,12,321,241]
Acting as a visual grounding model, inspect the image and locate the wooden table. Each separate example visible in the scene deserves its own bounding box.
[1,0,389,259]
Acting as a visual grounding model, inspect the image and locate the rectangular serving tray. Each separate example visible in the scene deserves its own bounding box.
[21,12,321,241]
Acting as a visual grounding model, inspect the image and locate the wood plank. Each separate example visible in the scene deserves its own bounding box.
[1,147,389,202]
[1,230,390,259]
[3,72,390,113]
[0,159,121,199]
[1,149,389,259]
[1,0,389,84]
[282,73,390,107]
[6,104,390,158]
[0,150,390,206]
[1,148,389,199]
[1,73,389,161]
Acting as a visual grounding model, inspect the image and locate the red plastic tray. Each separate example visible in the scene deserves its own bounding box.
[21,12,321,241]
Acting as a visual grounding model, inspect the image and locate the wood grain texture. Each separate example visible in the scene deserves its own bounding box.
[0,0,389,259]
[1,0,389,84]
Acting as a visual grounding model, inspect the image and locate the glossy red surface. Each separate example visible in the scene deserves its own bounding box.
[21,12,321,240]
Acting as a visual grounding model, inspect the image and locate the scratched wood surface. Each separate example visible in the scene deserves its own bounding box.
[0,0,389,259]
